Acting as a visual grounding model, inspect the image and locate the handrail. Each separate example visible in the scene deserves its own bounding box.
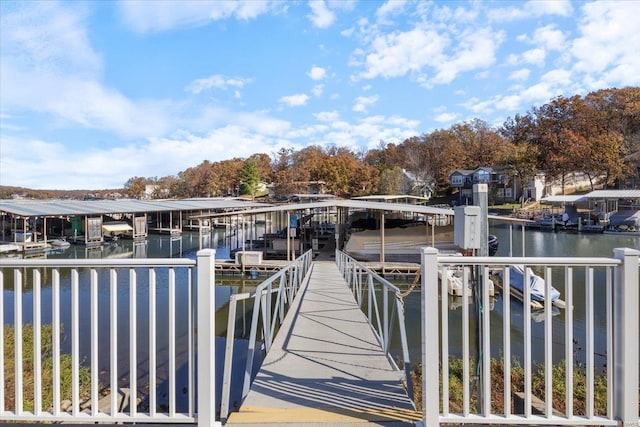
[334,249,413,405]
[0,255,201,424]
[219,250,313,422]
[0,258,197,267]
[420,246,639,426]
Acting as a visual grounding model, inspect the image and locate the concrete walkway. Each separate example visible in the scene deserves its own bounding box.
[226,261,419,426]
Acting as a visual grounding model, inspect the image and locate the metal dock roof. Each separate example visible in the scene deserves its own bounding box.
[585,189,640,199]
[0,198,268,217]
[190,199,530,223]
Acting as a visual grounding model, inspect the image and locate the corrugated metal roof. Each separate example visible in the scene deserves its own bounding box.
[353,195,430,201]
[541,195,588,203]
[190,199,530,223]
[0,198,267,217]
[585,190,640,199]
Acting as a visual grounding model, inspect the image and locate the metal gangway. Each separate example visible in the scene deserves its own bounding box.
[222,250,418,425]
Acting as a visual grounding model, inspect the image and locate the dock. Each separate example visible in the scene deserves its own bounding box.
[226,261,419,426]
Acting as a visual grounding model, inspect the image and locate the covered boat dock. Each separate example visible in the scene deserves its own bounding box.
[0,198,264,250]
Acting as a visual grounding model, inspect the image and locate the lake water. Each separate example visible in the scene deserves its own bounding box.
[396,224,639,370]
[1,229,262,412]
[2,225,638,411]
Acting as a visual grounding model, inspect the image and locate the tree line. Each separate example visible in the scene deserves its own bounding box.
[125,87,640,200]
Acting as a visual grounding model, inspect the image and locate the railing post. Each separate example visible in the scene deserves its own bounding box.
[197,249,216,427]
[612,248,639,427]
[421,247,440,427]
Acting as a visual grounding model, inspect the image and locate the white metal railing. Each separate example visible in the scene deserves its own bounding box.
[0,249,219,426]
[219,249,313,422]
[420,247,639,426]
[335,250,413,402]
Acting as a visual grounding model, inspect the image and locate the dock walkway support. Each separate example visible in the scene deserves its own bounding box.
[226,261,418,426]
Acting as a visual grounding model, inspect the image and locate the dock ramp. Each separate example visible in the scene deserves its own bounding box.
[225,261,419,425]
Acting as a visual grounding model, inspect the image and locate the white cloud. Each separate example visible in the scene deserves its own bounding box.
[571,1,640,86]
[488,0,573,22]
[279,93,310,107]
[430,28,504,85]
[494,95,523,112]
[375,0,407,24]
[434,112,458,123]
[185,74,253,94]
[353,95,379,113]
[522,48,546,66]
[354,26,450,80]
[0,3,181,138]
[308,66,327,81]
[311,84,324,97]
[307,0,335,29]
[352,22,503,86]
[118,0,277,33]
[314,111,339,122]
[541,68,572,86]
[509,68,531,81]
[532,25,566,52]
[0,2,101,76]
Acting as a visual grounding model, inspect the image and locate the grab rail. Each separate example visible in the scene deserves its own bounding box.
[219,249,313,421]
[334,249,413,404]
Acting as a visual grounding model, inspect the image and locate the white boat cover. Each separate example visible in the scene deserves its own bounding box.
[508,264,560,302]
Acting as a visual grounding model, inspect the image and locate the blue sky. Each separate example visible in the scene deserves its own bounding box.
[1,1,638,190]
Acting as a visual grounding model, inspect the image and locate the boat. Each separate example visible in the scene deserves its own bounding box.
[494,265,565,309]
[441,266,495,297]
[603,208,640,235]
[102,222,134,241]
[49,238,71,249]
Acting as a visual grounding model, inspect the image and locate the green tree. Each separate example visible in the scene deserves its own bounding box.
[378,166,406,194]
[240,159,261,200]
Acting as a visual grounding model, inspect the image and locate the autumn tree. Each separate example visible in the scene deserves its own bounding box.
[450,119,509,169]
[124,176,149,199]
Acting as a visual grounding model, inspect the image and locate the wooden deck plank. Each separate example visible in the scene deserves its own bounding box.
[226,261,418,425]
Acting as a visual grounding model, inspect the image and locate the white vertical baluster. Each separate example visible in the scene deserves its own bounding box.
[523,266,531,418]
[33,269,42,415]
[482,266,490,417]
[169,267,176,417]
[149,268,156,417]
[544,266,553,418]
[110,268,118,416]
[462,266,470,417]
[71,269,79,416]
[565,267,573,419]
[129,268,137,418]
[503,266,511,417]
[52,269,61,416]
[441,266,449,416]
[90,269,99,416]
[585,267,594,419]
[14,268,23,414]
